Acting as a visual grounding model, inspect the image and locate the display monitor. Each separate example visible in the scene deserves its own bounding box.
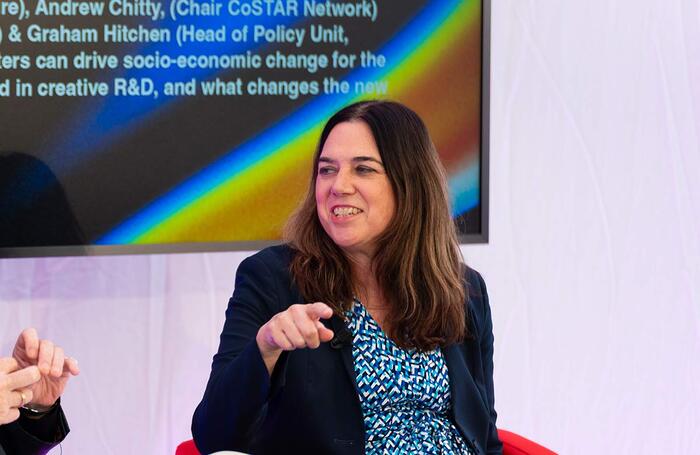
[0,0,490,257]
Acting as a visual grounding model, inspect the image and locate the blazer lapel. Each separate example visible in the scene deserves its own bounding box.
[443,343,488,454]
[329,314,360,395]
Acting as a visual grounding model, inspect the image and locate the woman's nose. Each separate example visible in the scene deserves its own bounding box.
[330,169,354,195]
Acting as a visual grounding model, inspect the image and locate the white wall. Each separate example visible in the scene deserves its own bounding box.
[1,0,699,453]
[475,0,700,452]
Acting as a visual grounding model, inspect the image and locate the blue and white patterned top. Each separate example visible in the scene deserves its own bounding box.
[346,299,475,454]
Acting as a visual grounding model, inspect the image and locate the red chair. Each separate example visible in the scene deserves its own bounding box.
[499,429,557,455]
[177,430,556,455]
[175,440,249,455]
[175,439,200,455]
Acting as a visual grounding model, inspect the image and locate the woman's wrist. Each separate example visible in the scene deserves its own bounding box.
[258,345,282,376]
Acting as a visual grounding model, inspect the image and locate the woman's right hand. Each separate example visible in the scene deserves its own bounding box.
[0,357,40,425]
[256,302,335,375]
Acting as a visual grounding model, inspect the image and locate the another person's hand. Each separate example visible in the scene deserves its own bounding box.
[0,357,41,424]
[256,303,334,375]
[12,328,80,411]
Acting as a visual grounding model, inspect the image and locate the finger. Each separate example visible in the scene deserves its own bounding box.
[4,366,40,390]
[8,388,33,408]
[292,309,321,349]
[6,390,23,409]
[0,408,20,425]
[280,322,307,349]
[318,326,335,343]
[63,357,80,376]
[50,347,65,378]
[37,340,54,375]
[275,312,307,348]
[264,319,292,351]
[18,328,39,360]
[314,321,335,342]
[0,357,19,374]
[306,302,333,320]
[269,329,295,351]
[19,388,33,406]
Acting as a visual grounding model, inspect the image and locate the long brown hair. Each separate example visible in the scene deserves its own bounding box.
[284,100,468,350]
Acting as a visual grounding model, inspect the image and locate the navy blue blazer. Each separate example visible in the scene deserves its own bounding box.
[192,245,502,454]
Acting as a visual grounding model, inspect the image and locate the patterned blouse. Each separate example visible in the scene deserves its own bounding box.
[346,299,475,454]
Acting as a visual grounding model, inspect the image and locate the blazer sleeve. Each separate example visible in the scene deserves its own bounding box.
[0,402,69,455]
[192,253,287,454]
[474,270,503,455]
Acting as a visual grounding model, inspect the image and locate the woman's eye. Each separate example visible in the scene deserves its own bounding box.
[318,166,336,175]
[356,166,375,174]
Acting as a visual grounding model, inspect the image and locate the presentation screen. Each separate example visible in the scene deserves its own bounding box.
[0,0,488,256]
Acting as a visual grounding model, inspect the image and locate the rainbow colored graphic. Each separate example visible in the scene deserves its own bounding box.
[98,0,482,245]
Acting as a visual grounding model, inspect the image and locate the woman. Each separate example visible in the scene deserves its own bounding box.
[192,101,501,454]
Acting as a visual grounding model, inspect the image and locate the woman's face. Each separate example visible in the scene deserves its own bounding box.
[315,121,396,258]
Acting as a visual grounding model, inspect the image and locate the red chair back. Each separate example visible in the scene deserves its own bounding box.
[175,439,200,455]
[177,430,556,455]
[499,429,558,455]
